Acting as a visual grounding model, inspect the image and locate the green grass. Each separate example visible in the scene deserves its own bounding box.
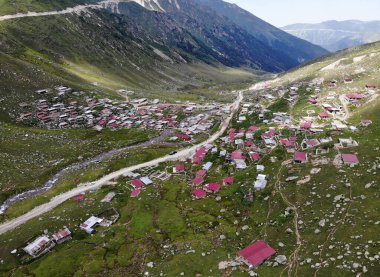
[0,123,155,203]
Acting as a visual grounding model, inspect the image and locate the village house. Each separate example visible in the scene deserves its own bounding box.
[250,152,261,162]
[257,165,265,172]
[204,183,221,193]
[131,179,145,189]
[191,177,204,186]
[365,83,377,91]
[230,150,247,169]
[101,192,116,203]
[345,93,365,105]
[202,162,213,171]
[318,112,330,120]
[52,227,72,244]
[279,138,296,152]
[338,138,359,148]
[174,163,185,173]
[80,216,103,234]
[23,236,55,258]
[344,76,353,83]
[192,189,207,199]
[223,177,234,186]
[140,176,153,186]
[239,240,276,268]
[294,151,308,163]
[341,154,360,165]
[254,174,268,190]
[302,139,320,149]
[130,189,141,198]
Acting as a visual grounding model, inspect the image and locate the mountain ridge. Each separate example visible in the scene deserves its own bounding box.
[283,20,380,52]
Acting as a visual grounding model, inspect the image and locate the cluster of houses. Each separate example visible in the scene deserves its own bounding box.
[22,227,72,258]
[16,86,222,132]
[21,207,120,259]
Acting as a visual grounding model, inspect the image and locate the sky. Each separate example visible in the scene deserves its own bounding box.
[224,0,380,27]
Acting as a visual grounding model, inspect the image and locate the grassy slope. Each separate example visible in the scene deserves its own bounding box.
[0,123,156,203]
[0,43,379,276]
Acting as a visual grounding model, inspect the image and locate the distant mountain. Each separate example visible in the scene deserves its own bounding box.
[282,20,380,52]
[121,0,328,69]
[194,0,328,63]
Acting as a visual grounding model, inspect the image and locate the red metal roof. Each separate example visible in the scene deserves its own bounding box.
[204,183,221,192]
[130,189,141,197]
[239,240,276,268]
[192,189,207,199]
[191,177,204,185]
[176,163,185,172]
[231,150,245,161]
[131,179,145,189]
[342,154,359,164]
[223,177,234,185]
[250,152,261,161]
[294,152,307,162]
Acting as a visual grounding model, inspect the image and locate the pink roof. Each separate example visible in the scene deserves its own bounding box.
[342,154,359,164]
[366,83,376,88]
[196,169,207,178]
[192,177,204,185]
[306,139,319,147]
[300,122,312,129]
[131,179,145,189]
[318,112,330,118]
[289,136,297,142]
[246,140,255,147]
[346,93,364,100]
[231,150,245,161]
[309,98,318,104]
[248,125,258,132]
[192,189,207,199]
[239,240,276,268]
[72,194,85,201]
[130,189,141,197]
[176,134,191,140]
[176,163,185,172]
[250,152,261,161]
[193,147,209,164]
[204,183,221,192]
[294,151,307,162]
[223,177,234,185]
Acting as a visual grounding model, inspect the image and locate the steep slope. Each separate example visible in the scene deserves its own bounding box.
[0,0,320,120]
[0,3,265,120]
[283,20,380,52]
[193,0,328,63]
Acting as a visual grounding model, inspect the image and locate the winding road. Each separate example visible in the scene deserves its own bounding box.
[0,91,244,235]
[0,0,123,22]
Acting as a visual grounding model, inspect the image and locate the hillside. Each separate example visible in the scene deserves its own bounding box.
[0,0,330,122]
[283,20,380,52]
[0,40,379,276]
[196,0,328,63]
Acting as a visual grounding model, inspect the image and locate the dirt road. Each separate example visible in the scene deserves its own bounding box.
[0,0,122,22]
[0,91,243,235]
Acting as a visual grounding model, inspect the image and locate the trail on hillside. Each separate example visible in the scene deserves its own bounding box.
[0,0,123,22]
